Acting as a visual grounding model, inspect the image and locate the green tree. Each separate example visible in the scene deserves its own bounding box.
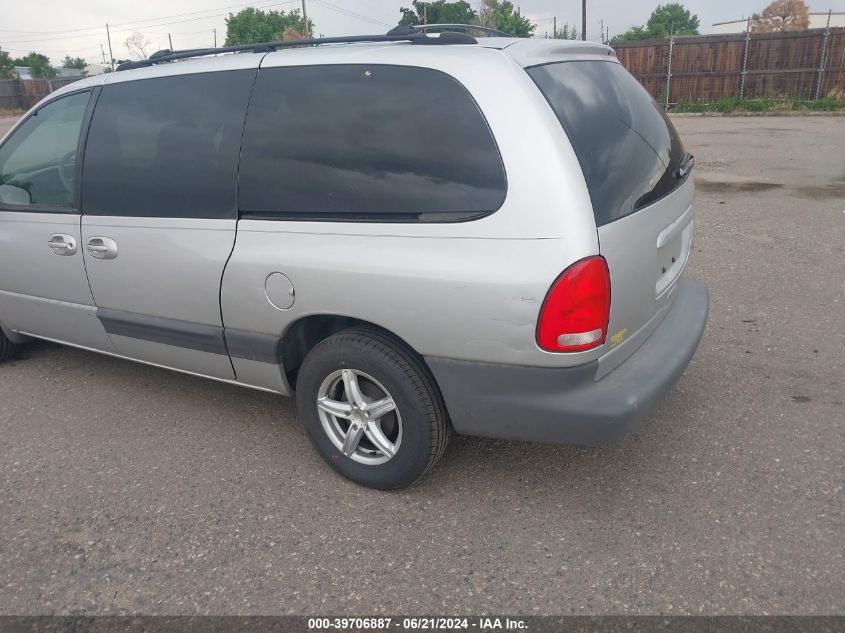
[62,56,87,71]
[612,3,699,42]
[475,0,535,37]
[553,23,579,40]
[646,3,700,36]
[12,52,56,79]
[225,7,314,45]
[0,47,15,79]
[612,25,650,42]
[398,1,475,26]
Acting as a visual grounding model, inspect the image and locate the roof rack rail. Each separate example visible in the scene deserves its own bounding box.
[117,29,478,71]
[405,23,515,37]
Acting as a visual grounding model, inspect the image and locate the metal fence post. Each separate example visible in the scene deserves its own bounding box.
[665,34,674,109]
[814,10,832,100]
[14,79,27,111]
[740,18,751,100]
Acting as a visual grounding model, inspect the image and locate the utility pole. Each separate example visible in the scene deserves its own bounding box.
[301,0,310,38]
[553,16,557,39]
[581,0,586,40]
[213,28,217,47]
[168,33,173,50]
[105,23,115,71]
[100,44,107,65]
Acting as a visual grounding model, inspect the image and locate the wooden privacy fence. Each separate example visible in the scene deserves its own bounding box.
[613,26,845,105]
[0,77,83,111]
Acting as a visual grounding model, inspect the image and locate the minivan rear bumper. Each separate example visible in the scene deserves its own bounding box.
[425,277,709,445]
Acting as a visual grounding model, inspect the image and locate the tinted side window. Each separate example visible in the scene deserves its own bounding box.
[527,61,688,226]
[0,91,90,210]
[82,70,255,219]
[239,64,506,221]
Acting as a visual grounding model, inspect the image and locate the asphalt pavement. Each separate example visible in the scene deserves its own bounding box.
[0,114,843,615]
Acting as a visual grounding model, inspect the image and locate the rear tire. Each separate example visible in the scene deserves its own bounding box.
[296,328,450,490]
[0,329,19,363]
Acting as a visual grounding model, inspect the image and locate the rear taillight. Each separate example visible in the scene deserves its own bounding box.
[537,256,611,353]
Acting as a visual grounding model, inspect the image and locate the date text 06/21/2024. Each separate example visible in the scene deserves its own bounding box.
[307,617,529,630]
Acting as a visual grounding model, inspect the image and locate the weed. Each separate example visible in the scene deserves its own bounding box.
[670,97,845,114]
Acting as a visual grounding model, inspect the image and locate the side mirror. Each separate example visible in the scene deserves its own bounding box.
[0,184,32,205]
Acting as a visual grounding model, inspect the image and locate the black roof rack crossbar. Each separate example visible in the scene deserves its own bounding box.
[117,30,477,71]
[407,23,515,37]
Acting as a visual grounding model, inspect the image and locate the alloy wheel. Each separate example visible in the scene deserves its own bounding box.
[316,369,402,465]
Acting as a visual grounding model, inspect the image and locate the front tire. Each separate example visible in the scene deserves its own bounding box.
[296,328,450,489]
[0,329,19,363]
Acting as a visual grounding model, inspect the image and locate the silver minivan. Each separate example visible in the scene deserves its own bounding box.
[0,28,708,489]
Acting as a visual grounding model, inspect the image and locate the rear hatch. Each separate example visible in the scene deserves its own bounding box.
[527,60,694,375]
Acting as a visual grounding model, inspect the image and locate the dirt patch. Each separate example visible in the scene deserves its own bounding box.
[792,183,845,200]
[696,179,784,194]
[696,178,845,200]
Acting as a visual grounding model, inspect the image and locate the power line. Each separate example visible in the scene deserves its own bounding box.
[110,0,296,32]
[310,0,391,28]
[2,44,103,53]
[1,1,288,44]
[136,28,221,36]
[0,0,289,35]
[0,0,295,43]
[111,0,292,28]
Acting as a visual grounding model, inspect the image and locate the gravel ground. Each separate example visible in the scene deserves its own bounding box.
[0,115,843,615]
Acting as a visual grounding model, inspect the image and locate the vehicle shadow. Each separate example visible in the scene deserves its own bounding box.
[12,338,707,504]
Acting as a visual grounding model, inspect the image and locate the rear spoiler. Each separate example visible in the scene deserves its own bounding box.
[503,39,617,67]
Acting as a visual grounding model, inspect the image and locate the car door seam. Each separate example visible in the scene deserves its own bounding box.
[218,55,269,378]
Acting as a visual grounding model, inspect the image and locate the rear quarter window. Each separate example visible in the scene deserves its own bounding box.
[238,64,507,222]
[527,60,688,227]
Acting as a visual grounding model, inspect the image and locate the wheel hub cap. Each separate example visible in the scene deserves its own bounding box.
[316,369,402,466]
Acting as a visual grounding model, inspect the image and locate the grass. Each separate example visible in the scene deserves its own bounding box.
[0,108,24,117]
[672,96,845,114]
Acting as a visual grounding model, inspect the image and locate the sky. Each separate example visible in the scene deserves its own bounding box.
[2,0,845,66]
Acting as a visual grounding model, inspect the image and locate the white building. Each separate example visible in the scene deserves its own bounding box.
[14,66,85,80]
[84,63,108,76]
[712,11,845,33]
[56,67,84,79]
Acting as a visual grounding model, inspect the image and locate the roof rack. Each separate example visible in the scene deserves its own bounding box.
[117,27,478,71]
[405,24,515,37]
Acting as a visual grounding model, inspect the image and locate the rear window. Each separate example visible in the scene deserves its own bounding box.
[239,64,507,222]
[527,60,688,226]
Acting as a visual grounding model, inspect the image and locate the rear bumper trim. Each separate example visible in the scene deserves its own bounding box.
[425,277,709,445]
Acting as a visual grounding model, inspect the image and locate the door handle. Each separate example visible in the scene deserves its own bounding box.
[48,233,77,256]
[86,236,118,260]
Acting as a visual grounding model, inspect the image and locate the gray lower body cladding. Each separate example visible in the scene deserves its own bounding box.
[425,277,709,445]
[96,308,282,363]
